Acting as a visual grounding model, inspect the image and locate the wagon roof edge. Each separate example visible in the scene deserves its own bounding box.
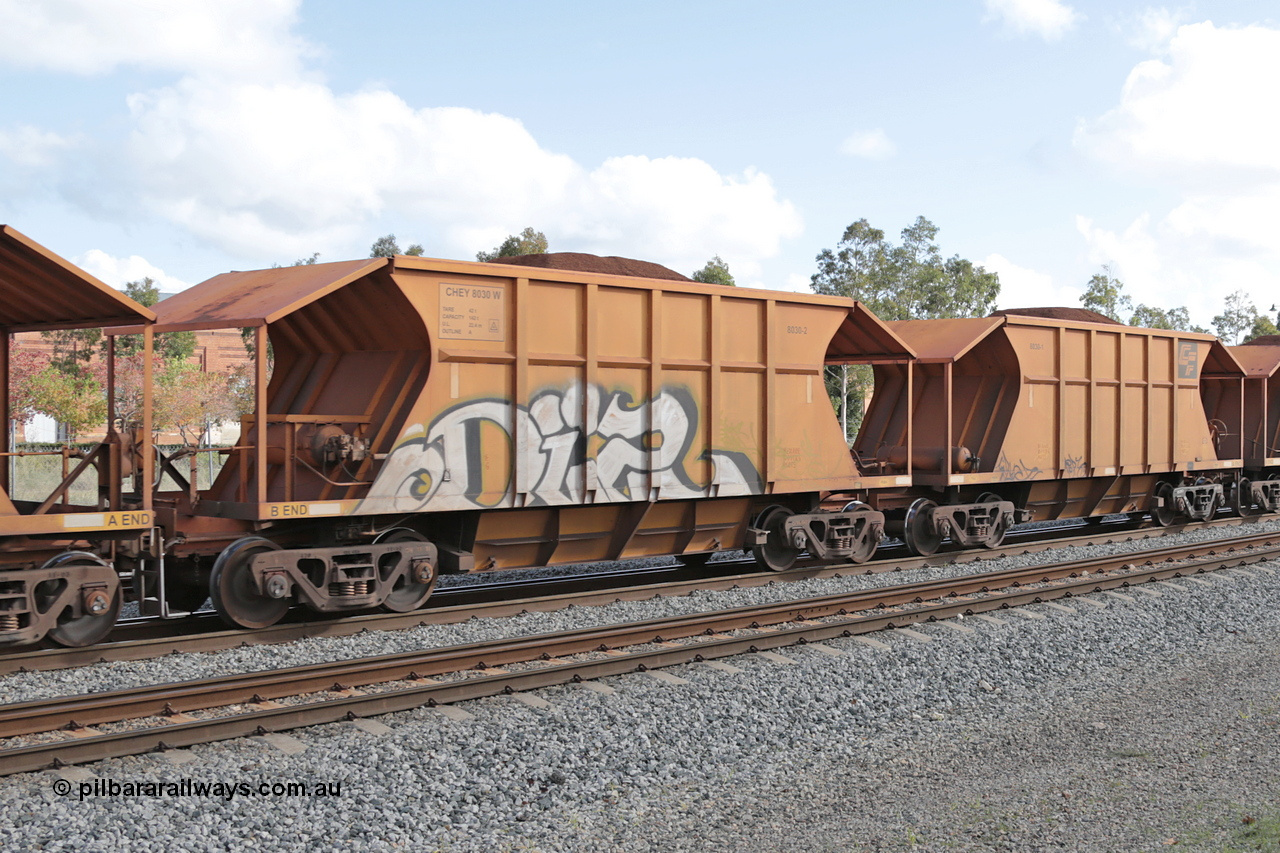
[830,302,917,362]
[1229,342,1280,377]
[0,224,156,331]
[888,313,1246,375]
[390,254,876,307]
[884,316,1005,363]
[143,258,389,331]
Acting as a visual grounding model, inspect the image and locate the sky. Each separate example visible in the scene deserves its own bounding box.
[1,0,1278,332]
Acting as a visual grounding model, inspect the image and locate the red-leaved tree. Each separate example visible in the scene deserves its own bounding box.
[156,363,238,444]
[8,338,49,424]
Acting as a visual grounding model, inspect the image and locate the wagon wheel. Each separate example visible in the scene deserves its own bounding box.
[211,537,288,629]
[1151,481,1177,527]
[841,501,879,564]
[751,505,801,572]
[42,553,122,648]
[903,497,942,557]
[375,528,438,613]
[977,492,1009,549]
[1229,477,1254,517]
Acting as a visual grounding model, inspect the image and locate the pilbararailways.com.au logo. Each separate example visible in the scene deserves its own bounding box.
[53,777,342,801]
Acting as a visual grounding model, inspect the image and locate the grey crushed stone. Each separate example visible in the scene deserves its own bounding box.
[2,520,1280,851]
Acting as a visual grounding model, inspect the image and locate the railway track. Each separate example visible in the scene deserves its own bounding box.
[1,513,1270,674]
[3,524,1277,776]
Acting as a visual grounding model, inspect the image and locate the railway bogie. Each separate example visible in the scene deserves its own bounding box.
[208,535,438,629]
[1234,477,1280,516]
[0,552,122,648]
[746,502,886,571]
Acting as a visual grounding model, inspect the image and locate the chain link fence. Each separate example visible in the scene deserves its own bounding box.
[6,443,230,505]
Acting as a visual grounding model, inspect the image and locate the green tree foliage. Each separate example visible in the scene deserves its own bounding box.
[25,367,106,441]
[1079,266,1205,332]
[125,277,162,303]
[224,363,257,420]
[476,227,548,262]
[1244,313,1280,343]
[40,326,101,376]
[370,234,398,258]
[155,362,239,444]
[811,216,1000,439]
[1128,304,1201,332]
[113,278,197,363]
[268,252,321,270]
[1080,265,1132,322]
[1214,289,1259,344]
[691,255,735,286]
[369,234,424,258]
[811,217,999,320]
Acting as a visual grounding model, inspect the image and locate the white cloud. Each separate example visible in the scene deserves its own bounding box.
[1075,214,1166,303]
[984,0,1080,40]
[0,2,802,277]
[1074,21,1280,328]
[1122,7,1190,52]
[840,129,895,160]
[0,125,77,168]
[117,78,802,272]
[1076,22,1280,189]
[0,0,312,79]
[1076,213,1275,330]
[76,249,193,293]
[783,272,811,293]
[986,253,1081,310]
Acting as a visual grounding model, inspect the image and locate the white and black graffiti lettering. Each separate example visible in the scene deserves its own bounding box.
[364,384,761,512]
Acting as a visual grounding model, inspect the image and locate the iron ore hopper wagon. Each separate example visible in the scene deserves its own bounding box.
[3,225,1276,650]
[1227,336,1280,513]
[143,253,918,629]
[852,308,1247,555]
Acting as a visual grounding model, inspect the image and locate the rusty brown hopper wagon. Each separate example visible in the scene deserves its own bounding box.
[0,225,156,647]
[146,253,916,628]
[1228,337,1280,512]
[855,308,1246,555]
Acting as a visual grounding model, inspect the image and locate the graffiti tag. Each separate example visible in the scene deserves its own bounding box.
[1062,455,1088,477]
[366,384,761,512]
[993,453,1043,481]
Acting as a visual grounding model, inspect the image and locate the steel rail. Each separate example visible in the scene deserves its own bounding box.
[3,513,1264,675]
[1,531,1277,775]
